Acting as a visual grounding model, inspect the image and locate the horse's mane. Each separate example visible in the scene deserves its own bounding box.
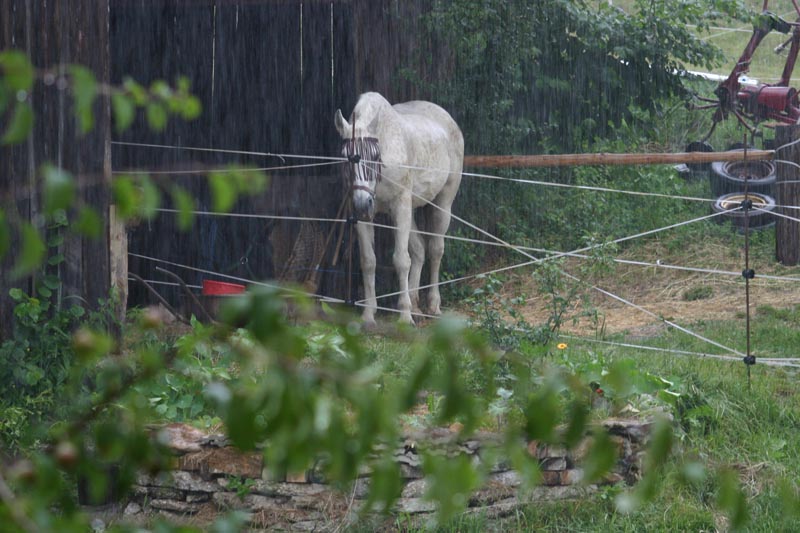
[349,92,393,136]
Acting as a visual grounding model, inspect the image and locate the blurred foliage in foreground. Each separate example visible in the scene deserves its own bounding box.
[0,33,793,531]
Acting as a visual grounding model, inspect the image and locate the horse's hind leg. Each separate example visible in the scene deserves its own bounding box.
[427,181,460,315]
[409,216,425,315]
[391,196,415,325]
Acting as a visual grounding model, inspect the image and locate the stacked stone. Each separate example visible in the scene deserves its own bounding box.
[125,419,652,530]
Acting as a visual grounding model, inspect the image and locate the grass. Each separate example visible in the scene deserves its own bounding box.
[361,319,800,531]
[353,210,800,531]
[612,0,800,82]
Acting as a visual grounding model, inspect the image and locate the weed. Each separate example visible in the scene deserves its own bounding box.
[683,285,714,301]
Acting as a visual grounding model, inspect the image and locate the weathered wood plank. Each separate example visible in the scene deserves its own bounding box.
[463,150,775,169]
[775,126,800,265]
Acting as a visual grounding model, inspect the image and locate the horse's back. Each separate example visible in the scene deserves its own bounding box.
[392,101,463,147]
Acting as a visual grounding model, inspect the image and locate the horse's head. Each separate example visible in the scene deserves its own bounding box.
[335,107,382,222]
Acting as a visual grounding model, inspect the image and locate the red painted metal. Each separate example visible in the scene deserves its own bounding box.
[202,280,246,296]
[700,2,800,138]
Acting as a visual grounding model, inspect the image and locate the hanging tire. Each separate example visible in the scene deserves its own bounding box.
[711,192,776,231]
[710,150,776,197]
[685,141,715,174]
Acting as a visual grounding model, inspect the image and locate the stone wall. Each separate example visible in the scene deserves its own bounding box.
[123,419,654,530]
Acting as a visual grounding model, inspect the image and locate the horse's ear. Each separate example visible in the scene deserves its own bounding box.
[334,109,351,138]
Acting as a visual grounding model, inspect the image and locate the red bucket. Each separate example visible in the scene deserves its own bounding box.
[202,279,246,296]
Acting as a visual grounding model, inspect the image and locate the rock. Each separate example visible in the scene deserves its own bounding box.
[286,471,307,483]
[248,481,332,500]
[540,457,567,471]
[123,502,141,516]
[166,470,221,492]
[463,497,521,519]
[527,484,595,501]
[528,441,566,460]
[149,499,202,514]
[179,447,263,479]
[186,491,211,503]
[351,477,370,499]
[132,485,184,500]
[395,498,437,514]
[395,453,421,467]
[155,423,208,453]
[487,470,522,488]
[559,469,583,485]
[540,471,561,486]
[401,479,428,498]
[213,492,285,512]
[399,463,423,479]
[469,482,516,506]
[602,418,655,443]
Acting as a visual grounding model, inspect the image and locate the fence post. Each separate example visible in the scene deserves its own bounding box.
[775,125,800,265]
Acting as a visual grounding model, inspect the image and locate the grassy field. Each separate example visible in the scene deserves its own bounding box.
[354,218,800,531]
[613,0,800,82]
[377,309,800,531]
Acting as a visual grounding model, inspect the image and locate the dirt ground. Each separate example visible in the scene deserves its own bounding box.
[476,239,800,339]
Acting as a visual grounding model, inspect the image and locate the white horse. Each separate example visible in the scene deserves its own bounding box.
[335,92,464,326]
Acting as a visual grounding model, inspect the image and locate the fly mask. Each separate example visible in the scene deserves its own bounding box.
[342,136,382,221]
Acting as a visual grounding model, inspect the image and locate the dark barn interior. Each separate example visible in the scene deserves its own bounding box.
[0,0,451,332]
[111,0,444,312]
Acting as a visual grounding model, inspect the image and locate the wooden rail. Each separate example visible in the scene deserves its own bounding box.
[463,149,775,168]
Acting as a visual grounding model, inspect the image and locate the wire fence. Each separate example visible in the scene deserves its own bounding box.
[119,140,800,368]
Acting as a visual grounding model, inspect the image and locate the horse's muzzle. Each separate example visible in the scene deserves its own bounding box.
[353,190,375,221]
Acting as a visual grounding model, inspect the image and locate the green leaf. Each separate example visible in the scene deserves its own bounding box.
[9,287,24,301]
[0,50,34,91]
[717,469,749,530]
[523,386,561,443]
[123,77,148,105]
[170,185,195,230]
[41,165,76,215]
[146,101,167,131]
[43,275,61,290]
[11,223,46,278]
[563,400,589,449]
[364,459,402,513]
[181,95,202,120]
[1,101,34,145]
[75,207,102,238]
[582,430,617,483]
[111,92,135,133]
[112,176,138,219]
[423,453,482,523]
[139,176,161,220]
[47,233,64,248]
[47,253,65,266]
[209,172,237,213]
[68,65,97,134]
[150,80,172,99]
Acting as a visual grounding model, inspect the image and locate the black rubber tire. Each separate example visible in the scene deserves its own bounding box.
[685,141,715,174]
[711,192,776,231]
[710,150,776,197]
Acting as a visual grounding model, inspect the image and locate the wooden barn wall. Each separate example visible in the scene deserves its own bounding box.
[0,1,111,339]
[110,0,447,311]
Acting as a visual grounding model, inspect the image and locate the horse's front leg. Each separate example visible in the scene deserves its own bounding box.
[408,216,425,315]
[392,197,414,325]
[355,222,377,327]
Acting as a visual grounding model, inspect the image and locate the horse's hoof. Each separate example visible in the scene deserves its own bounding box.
[398,315,416,327]
[362,318,378,332]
